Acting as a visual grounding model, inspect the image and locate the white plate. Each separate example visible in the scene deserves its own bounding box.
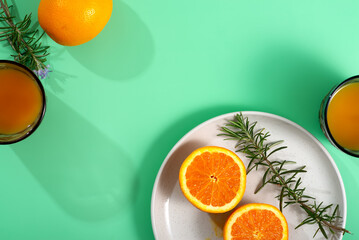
[151,111,346,240]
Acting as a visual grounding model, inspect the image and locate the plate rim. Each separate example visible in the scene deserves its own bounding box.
[150,111,347,239]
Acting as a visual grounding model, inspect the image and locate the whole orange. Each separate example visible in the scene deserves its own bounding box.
[38,0,113,46]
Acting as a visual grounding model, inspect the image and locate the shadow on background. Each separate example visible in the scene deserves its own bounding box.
[132,104,258,240]
[11,92,136,221]
[67,1,155,81]
[42,70,76,94]
[242,43,342,137]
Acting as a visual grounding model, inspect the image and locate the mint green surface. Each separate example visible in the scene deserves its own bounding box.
[1,0,358,239]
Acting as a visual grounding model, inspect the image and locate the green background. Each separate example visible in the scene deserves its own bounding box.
[0,0,358,239]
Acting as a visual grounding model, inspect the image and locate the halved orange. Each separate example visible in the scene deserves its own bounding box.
[179,146,246,213]
[224,203,289,240]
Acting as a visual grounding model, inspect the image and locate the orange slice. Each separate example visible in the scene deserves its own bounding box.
[179,146,246,213]
[224,203,289,240]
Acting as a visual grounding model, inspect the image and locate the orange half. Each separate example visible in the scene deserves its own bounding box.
[179,146,246,213]
[224,203,289,240]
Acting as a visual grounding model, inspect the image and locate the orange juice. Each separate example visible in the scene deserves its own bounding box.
[327,82,359,151]
[0,68,43,135]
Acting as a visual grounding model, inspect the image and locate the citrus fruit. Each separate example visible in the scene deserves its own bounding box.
[179,146,246,213]
[38,0,113,46]
[224,203,289,240]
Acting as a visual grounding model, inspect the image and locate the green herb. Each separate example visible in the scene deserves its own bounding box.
[219,113,351,239]
[0,0,50,79]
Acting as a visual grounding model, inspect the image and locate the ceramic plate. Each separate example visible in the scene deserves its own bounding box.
[151,111,346,240]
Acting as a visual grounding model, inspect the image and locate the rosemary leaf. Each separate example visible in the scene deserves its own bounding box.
[0,0,50,79]
[219,113,351,239]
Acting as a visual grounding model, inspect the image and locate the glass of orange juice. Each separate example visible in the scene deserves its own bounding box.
[320,76,359,157]
[0,60,46,144]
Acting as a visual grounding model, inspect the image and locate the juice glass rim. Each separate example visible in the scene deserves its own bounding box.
[321,75,359,157]
[0,60,46,145]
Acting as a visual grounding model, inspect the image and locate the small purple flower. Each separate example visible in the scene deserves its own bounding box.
[33,65,52,79]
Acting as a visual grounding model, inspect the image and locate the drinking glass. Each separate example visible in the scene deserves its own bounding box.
[319,75,359,157]
[0,60,46,144]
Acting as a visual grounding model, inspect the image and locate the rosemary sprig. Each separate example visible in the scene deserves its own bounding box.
[0,0,50,79]
[219,113,351,239]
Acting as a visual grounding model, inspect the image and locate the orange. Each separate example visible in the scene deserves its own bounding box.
[38,0,113,46]
[179,146,246,213]
[224,203,288,240]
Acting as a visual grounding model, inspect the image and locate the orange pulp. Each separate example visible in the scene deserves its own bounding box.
[0,68,43,134]
[327,82,359,151]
